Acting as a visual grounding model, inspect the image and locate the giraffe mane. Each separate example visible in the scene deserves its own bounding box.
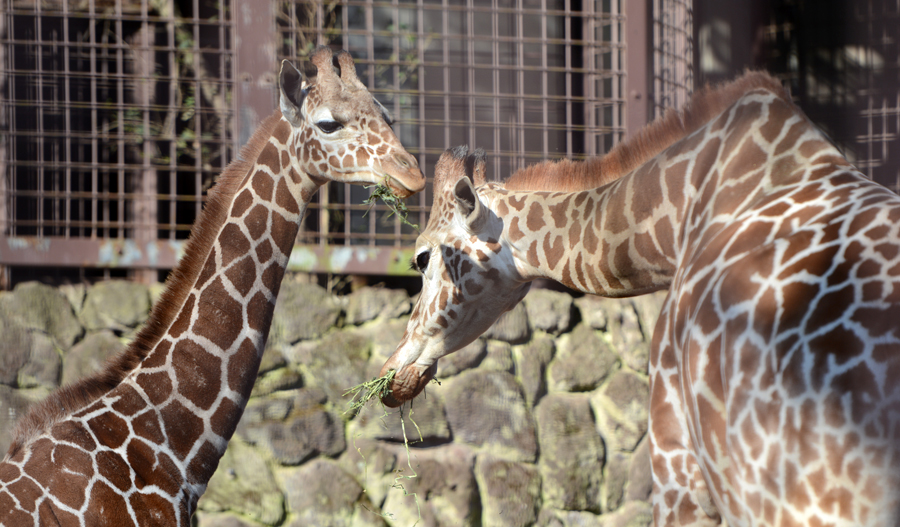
[6,112,288,458]
[503,71,792,192]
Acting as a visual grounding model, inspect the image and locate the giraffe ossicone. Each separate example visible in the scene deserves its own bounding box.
[380,72,900,526]
[0,46,422,526]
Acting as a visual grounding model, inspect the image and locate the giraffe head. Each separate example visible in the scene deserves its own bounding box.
[379,146,531,406]
[279,46,424,197]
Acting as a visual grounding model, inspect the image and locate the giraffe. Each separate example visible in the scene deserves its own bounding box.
[0,46,423,526]
[378,72,900,526]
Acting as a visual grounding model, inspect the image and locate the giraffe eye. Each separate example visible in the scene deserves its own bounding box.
[316,120,343,134]
[413,251,430,272]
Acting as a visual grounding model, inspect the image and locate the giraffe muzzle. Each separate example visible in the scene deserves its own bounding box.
[381,152,425,198]
[379,360,437,408]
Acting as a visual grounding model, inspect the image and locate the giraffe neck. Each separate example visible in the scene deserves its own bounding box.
[1,114,321,523]
[494,88,839,297]
[492,169,679,297]
[125,115,315,485]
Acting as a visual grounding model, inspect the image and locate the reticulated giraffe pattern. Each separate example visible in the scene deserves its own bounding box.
[380,72,900,526]
[0,46,423,526]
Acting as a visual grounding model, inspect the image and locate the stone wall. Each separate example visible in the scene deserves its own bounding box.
[0,277,665,527]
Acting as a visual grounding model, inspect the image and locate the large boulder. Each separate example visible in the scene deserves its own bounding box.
[289,329,371,405]
[573,293,663,374]
[547,324,618,393]
[603,501,654,527]
[0,281,82,349]
[338,438,400,509]
[512,333,555,408]
[0,315,32,387]
[0,386,47,455]
[194,513,261,527]
[79,280,150,333]
[535,393,605,512]
[57,284,86,317]
[536,501,652,527]
[442,370,537,462]
[604,451,631,512]
[15,332,61,390]
[536,509,604,527]
[61,330,124,387]
[435,339,487,379]
[483,302,530,344]
[573,296,616,331]
[270,280,342,344]
[591,371,649,453]
[523,288,575,335]
[344,286,411,325]
[236,388,344,466]
[630,292,667,341]
[251,366,303,398]
[282,458,386,527]
[625,437,653,504]
[606,301,651,374]
[0,306,62,391]
[379,444,480,527]
[198,440,285,525]
[475,454,541,527]
[348,390,450,443]
[480,340,514,373]
[356,318,411,381]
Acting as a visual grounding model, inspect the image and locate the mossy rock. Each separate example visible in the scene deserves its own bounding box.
[1,281,83,349]
[535,393,605,512]
[198,440,285,526]
[270,280,342,344]
[79,280,150,333]
[475,454,541,527]
[442,370,537,462]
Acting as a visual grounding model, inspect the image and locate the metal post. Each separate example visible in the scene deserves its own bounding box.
[234,0,277,149]
[625,0,650,138]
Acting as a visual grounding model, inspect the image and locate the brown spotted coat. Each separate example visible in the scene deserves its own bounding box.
[380,73,900,526]
[0,47,423,526]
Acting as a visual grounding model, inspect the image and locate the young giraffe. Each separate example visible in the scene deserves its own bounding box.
[0,46,423,526]
[379,73,900,526]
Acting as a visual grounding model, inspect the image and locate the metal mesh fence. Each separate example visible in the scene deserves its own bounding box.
[278,0,626,248]
[1,0,234,241]
[652,0,693,117]
[0,0,629,282]
[759,0,900,193]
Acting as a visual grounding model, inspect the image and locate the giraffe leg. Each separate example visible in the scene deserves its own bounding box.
[649,432,723,526]
[648,336,723,527]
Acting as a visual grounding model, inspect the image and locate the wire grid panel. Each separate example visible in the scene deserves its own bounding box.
[851,0,900,192]
[759,0,900,194]
[0,0,234,244]
[652,0,692,117]
[278,0,625,248]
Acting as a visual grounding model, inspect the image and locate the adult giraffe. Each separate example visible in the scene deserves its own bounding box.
[379,72,900,526]
[0,46,423,526]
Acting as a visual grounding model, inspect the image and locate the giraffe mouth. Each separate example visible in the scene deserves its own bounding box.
[380,361,437,408]
[382,173,424,199]
[378,152,425,198]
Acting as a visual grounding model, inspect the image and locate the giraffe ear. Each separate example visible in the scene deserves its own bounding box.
[279,59,308,127]
[453,177,487,233]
